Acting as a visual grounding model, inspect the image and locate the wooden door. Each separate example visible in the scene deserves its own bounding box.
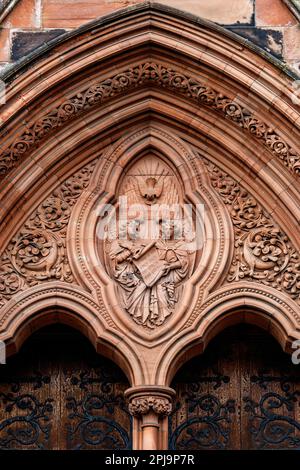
[169,324,300,450]
[0,325,132,450]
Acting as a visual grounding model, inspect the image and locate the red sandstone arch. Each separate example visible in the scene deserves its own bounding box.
[0,282,146,386]
[1,4,300,389]
[156,281,300,386]
[0,5,300,244]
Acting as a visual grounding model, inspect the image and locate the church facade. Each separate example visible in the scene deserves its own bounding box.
[1,1,300,450]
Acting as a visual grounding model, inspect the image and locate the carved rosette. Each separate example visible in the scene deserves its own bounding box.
[202,156,300,304]
[128,396,172,417]
[0,160,97,308]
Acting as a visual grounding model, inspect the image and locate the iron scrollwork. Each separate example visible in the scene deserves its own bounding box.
[66,369,132,450]
[69,368,116,393]
[169,373,235,450]
[66,394,131,450]
[0,372,50,393]
[0,391,53,450]
[244,373,300,449]
[0,373,53,450]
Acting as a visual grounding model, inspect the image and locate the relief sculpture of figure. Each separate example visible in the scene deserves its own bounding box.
[103,155,197,328]
[109,220,190,328]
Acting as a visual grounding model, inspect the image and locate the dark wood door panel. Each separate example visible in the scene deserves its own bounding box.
[0,325,132,450]
[169,325,300,450]
[2,324,300,450]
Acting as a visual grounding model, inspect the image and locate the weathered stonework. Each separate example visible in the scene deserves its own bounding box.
[1,1,299,75]
[11,30,66,61]
[1,5,300,450]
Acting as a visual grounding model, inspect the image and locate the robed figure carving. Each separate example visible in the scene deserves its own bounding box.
[108,220,192,328]
[103,156,197,329]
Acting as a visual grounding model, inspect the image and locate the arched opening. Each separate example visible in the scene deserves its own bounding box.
[0,324,132,450]
[169,324,300,450]
[1,4,300,451]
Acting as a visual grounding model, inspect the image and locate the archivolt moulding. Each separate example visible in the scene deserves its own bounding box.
[1,5,300,262]
[1,4,300,220]
[0,4,300,389]
[1,61,300,178]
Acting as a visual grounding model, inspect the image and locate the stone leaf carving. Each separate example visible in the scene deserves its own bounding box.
[128,396,172,416]
[204,158,300,303]
[1,63,299,177]
[103,156,196,329]
[0,161,97,308]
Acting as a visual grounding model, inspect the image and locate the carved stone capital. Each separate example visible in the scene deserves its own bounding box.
[125,386,175,418]
[129,396,172,417]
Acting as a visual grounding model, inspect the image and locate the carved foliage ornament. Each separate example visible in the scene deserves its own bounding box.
[128,396,172,416]
[1,63,299,177]
[203,157,300,303]
[0,161,97,308]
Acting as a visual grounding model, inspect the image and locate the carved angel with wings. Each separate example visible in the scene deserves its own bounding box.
[103,156,196,329]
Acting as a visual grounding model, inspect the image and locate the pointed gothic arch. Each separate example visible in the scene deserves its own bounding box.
[1,3,300,449]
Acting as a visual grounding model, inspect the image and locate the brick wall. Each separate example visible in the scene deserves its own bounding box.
[0,0,300,75]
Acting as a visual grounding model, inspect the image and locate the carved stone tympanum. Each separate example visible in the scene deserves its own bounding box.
[103,155,197,329]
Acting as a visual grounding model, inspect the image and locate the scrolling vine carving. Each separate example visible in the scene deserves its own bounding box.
[0,160,97,308]
[1,63,299,177]
[203,158,300,303]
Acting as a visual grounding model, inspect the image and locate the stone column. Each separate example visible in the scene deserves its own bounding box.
[125,386,175,450]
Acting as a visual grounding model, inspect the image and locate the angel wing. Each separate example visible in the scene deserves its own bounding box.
[161,177,179,205]
[121,176,141,205]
